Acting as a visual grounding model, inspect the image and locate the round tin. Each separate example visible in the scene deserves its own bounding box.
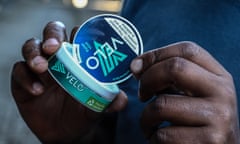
[48,14,143,112]
[48,42,119,112]
[73,14,143,84]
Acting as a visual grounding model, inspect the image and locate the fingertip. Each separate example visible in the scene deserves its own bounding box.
[29,56,48,74]
[131,58,143,75]
[43,21,67,42]
[105,90,128,113]
[42,38,60,55]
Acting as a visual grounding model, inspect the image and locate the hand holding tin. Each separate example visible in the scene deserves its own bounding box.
[11,21,128,143]
[47,14,143,112]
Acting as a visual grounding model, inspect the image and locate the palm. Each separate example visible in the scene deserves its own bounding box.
[14,72,100,143]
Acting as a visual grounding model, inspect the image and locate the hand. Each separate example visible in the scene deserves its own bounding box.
[11,21,128,143]
[131,41,240,144]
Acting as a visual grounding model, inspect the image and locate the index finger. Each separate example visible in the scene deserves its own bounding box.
[43,21,67,42]
[22,21,68,61]
[42,21,68,55]
[131,41,228,78]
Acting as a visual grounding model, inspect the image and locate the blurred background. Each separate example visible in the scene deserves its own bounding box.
[0,0,122,143]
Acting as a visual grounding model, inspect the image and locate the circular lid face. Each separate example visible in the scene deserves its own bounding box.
[72,14,143,85]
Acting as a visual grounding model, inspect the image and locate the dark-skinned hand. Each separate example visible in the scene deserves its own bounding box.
[131,41,240,144]
[11,21,128,144]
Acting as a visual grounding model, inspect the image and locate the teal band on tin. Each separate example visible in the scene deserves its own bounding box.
[48,55,111,112]
[56,42,120,101]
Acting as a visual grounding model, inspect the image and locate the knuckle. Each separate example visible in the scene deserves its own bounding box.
[205,102,232,126]
[224,70,233,80]
[206,131,225,144]
[43,21,66,41]
[219,84,236,102]
[166,57,186,78]
[223,73,236,96]
[152,96,168,114]
[155,129,168,143]
[207,105,234,143]
[214,76,236,107]
[217,70,234,88]
[179,41,201,58]
[216,104,237,127]
[215,104,234,126]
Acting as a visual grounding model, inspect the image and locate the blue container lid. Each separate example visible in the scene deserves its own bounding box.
[72,14,143,85]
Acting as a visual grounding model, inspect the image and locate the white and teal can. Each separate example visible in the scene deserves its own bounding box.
[48,14,143,112]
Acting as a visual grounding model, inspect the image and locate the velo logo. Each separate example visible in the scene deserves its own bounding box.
[51,60,66,74]
[84,37,128,77]
[73,14,143,84]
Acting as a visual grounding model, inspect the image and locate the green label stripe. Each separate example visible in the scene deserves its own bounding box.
[48,55,111,112]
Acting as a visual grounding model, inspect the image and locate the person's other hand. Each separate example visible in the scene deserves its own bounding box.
[131,41,239,144]
[11,21,128,143]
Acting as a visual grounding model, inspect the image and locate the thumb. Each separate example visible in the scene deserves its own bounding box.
[105,90,128,113]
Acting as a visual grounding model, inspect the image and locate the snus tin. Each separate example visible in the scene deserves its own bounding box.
[48,14,143,112]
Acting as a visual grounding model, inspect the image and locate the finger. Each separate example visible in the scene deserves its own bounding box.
[141,95,214,138]
[105,90,128,113]
[11,62,44,103]
[22,38,48,74]
[42,21,68,55]
[26,54,53,86]
[131,41,228,78]
[23,21,67,73]
[149,127,221,144]
[22,38,42,60]
[139,57,220,101]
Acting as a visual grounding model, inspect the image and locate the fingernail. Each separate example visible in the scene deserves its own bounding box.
[42,38,60,53]
[131,59,143,74]
[32,82,44,95]
[31,56,46,66]
[31,56,48,73]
